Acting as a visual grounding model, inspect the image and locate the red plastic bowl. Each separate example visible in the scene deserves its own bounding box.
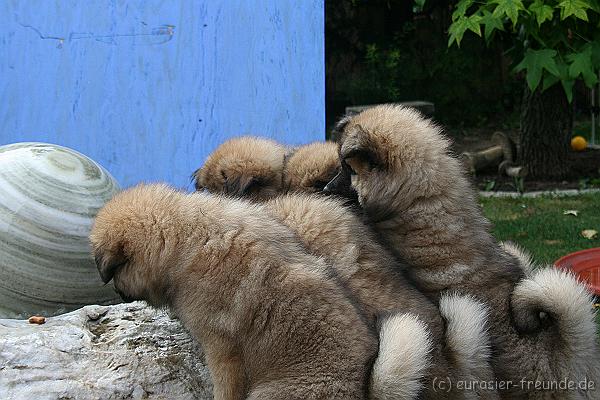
[554,248,600,296]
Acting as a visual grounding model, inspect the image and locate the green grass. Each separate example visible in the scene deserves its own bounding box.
[481,193,600,265]
[481,193,600,331]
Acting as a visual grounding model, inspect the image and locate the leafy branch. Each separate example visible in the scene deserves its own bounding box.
[448,0,600,101]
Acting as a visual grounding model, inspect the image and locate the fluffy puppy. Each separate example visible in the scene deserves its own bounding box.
[193,136,287,200]
[90,184,378,400]
[266,193,498,400]
[193,137,347,199]
[195,138,488,398]
[326,104,600,400]
[282,141,341,193]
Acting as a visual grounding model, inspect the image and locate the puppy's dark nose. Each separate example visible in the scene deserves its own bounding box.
[324,168,360,205]
[324,166,351,193]
[323,171,345,193]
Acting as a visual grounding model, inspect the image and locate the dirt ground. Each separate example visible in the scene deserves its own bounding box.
[449,128,600,192]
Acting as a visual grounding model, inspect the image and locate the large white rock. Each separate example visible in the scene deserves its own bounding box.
[0,302,213,399]
[0,142,122,318]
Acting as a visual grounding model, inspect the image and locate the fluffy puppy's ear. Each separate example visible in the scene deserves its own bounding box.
[339,124,379,175]
[331,114,352,141]
[94,247,127,284]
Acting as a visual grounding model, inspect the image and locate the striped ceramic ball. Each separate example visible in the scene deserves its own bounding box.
[0,142,121,318]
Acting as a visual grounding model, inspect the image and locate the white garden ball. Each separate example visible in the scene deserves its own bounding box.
[0,142,121,318]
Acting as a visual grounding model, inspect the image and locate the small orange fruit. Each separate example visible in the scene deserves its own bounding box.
[571,136,587,151]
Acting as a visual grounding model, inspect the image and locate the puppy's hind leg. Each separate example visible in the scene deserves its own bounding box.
[204,338,247,400]
[246,379,365,400]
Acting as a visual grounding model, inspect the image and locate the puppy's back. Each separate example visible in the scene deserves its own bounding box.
[266,193,443,333]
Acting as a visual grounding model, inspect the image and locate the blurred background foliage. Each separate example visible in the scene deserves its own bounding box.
[325,0,592,129]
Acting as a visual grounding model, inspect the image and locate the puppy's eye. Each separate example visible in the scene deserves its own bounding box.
[344,149,377,175]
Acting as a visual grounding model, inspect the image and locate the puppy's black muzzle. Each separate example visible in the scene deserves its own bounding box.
[324,163,359,205]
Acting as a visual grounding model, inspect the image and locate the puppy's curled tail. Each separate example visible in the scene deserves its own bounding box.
[500,241,536,276]
[369,313,433,400]
[511,267,600,387]
[439,293,499,400]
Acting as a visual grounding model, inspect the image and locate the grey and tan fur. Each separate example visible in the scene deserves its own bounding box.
[266,193,498,399]
[195,136,496,398]
[500,241,536,275]
[327,104,600,400]
[193,136,343,198]
[282,141,341,193]
[503,243,600,390]
[193,136,288,200]
[90,184,378,400]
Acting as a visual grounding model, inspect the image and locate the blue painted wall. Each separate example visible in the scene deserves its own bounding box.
[0,1,324,189]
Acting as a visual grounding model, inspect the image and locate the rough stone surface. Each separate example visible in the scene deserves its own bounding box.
[0,302,213,400]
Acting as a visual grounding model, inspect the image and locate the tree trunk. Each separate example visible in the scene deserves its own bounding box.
[520,83,573,179]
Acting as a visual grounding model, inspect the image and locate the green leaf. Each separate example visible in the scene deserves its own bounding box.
[529,0,555,25]
[452,0,475,20]
[562,79,575,102]
[558,0,591,21]
[448,19,467,47]
[413,0,428,12]
[492,0,526,26]
[542,59,575,102]
[515,48,560,91]
[542,73,560,91]
[481,9,505,41]
[567,47,599,87]
[448,15,482,46]
[554,59,575,102]
[465,15,483,36]
[590,0,600,12]
[543,58,568,90]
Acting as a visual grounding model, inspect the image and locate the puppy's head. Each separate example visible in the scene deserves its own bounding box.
[193,136,287,201]
[326,105,454,218]
[90,184,182,307]
[283,141,341,193]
